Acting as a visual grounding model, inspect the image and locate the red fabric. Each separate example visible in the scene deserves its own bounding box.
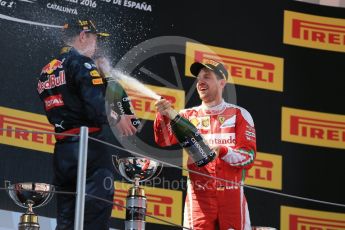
[55,127,101,140]
[218,145,228,158]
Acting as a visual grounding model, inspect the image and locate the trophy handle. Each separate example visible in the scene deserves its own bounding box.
[35,185,55,208]
[148,162,163,182]
[152,163,163,179]
[4,181,23,208]
[7,184,27,209]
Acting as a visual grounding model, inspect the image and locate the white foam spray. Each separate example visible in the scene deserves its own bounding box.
[110,69,160,100]
[97,57,160,100]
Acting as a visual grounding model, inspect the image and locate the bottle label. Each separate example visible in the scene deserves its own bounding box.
[183,135,216,167]
[190,137,207,159]
[170,114,215,167]
[131,118,141,129]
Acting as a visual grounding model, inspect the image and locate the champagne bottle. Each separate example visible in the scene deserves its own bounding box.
[96,57,140,129]
[165,108,216,167]
[107,80,141,129]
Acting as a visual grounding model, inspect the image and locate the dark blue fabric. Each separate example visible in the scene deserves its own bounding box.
[53,130,115,230]
[38,47,108,133]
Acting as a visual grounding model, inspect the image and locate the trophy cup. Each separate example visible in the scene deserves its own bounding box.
[5,181,55,230]
[113,156,163,230]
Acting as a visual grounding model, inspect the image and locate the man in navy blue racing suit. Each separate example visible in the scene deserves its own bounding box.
[37,19,137,229]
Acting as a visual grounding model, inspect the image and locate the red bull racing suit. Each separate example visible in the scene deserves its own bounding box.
[38,47,115,230]
[154,100,256,230]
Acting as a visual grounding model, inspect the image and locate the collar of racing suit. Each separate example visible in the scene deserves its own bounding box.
[200,99,226,115]
[60,46,82,57]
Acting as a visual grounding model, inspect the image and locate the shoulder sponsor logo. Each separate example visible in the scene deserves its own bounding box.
[185,42,284,92]
[245,124,256,142]
[281,206,345,230]
[282,107,345,149]
[284,10,345,53]
[0,106,55,153]
[122,84,185,121]
[112,181,182,225]
[245,152,282,190]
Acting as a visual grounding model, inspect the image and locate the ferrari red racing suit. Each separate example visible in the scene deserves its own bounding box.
[154,100,256,230]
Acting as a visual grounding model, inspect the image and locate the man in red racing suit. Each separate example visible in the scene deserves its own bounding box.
[154,59,256,230]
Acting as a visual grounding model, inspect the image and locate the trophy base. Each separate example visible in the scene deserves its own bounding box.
[19,213,39,230]
[128,186,145,197]
[126,186,146,230]
[125,220,145,230]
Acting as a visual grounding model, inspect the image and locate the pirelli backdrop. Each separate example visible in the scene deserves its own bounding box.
[0,1,344,229]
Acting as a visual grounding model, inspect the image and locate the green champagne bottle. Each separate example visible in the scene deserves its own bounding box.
[106,80,141,128]
[96,58,140,128]
[165,109,216,167]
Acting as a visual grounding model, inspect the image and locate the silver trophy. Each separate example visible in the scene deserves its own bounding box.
[113,156,163,230]
[5,181,55,230]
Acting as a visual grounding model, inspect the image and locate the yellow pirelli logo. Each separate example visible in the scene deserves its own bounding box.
[185,42,284,92]
[284,10,345,53]
[112,181,182,226]
[245,152,282,190]
[183,151,282,190]
[281,206,345,230]
[123,84,185,121]
[0,106,55,153]
[282,107,345,149]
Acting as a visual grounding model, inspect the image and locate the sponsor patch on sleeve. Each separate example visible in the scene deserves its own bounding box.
[245,125,256,141]
[90,70,101,77]
[92,78,104,85]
